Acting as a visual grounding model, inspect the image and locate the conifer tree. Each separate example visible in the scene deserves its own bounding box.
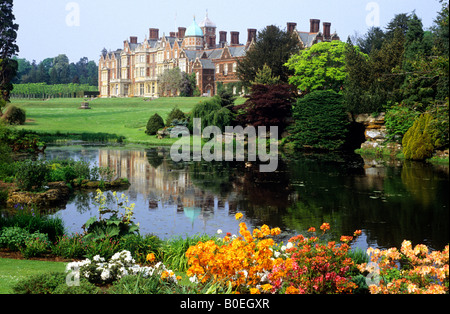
[0,0,19,113]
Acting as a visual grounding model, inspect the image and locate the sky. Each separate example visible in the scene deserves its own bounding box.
[12,0,444,64]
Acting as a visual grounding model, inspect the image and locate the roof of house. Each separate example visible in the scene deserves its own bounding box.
[185,18,204,37]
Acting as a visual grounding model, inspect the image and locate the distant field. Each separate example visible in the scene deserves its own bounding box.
[10,97,227,144]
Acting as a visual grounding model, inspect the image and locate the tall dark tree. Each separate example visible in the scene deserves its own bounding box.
[354,26,385,55]
[237,25,301,87]
[0,0,19,113]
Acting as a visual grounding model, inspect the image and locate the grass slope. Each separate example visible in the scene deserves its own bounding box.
[10,97,204,144]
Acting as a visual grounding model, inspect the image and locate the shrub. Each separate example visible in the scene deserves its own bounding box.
[1,105,26,125]
[0,206,65,243]
[402,113,436,160]
[146,113,165,135]
[166,107,187,126]
[52,233,86,259]
[15,160,50,191]
[118,234,163,265]
[385,105,419,142]
[267,224,362,294]
[12,272,67,294]
[12,272,100,294]
[20,232,51,258]
[66,250,179,286]
[0,227,30,251]
[286,90,349,151]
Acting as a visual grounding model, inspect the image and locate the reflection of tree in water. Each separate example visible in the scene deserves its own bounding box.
[146,148,164,169]
[401,161,439,209]
[189,161,237,197]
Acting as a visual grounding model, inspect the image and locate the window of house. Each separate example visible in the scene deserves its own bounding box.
[233,62,237,72]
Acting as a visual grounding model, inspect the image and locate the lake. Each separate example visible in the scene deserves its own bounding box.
[40,145,449,252]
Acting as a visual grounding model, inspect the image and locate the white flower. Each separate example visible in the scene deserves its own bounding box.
[101,269,110,281]
[286,242,293,249]
[217,229,223,235]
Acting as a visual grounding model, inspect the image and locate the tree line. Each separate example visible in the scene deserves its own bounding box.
[12,54,98,87]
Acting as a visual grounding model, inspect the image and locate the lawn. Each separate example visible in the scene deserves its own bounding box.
[0,258,67,294]
[10,97,209,145]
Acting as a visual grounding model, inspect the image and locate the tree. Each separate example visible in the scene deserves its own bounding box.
[286,90,349,151]
[251,64,281,85]
[0,0,19,113]
[354,27,386,55]
[237,25,301,87]
[158,67,182,96]
[233,84,295,133]
[343,38,373,115]
[285,41,348,94]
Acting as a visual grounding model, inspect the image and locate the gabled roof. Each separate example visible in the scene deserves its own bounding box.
[297,32,318,48]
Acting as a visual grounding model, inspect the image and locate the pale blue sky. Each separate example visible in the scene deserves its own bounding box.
[13,0,444,63]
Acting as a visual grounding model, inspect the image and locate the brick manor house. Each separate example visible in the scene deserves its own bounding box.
[98,14,340,98]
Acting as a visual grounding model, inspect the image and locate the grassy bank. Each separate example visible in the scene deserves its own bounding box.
[10,97,206,145]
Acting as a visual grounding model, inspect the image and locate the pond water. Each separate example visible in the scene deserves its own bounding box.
[39,145,449,252]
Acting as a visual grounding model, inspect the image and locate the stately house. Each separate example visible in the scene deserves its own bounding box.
[98,15,340,98]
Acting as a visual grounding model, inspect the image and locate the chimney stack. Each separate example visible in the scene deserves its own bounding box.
[170,32,176,37]
[310,19,320,33]
[230,31,240,46]
[149,28,159,40]
[323,22,331,39]
[130,36,138,44]
[219,31,227,47]
[247,29,257,45]
[287,22,297,33]
[178,27,186,39]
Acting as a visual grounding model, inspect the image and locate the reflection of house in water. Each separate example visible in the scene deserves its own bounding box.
[98,149,236,223]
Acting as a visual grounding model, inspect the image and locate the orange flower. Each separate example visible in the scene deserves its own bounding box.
[235,213,243,220]
[354,230,362,237]
[146,253,156,262]
[340,236,353,243]
[285,286,300,294]
[308,227,316,232]
[320,223,330,232]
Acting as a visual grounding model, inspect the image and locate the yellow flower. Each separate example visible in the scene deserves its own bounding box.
[235,213,243,220]
[250,288,260,294]
[260,284,273,292]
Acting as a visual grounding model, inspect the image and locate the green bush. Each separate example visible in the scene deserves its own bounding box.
[0,227,30,251]
[1,105,26,125]
[385,105,419,142]
[286,90,349,151]
[166,107,187,126]
[109,273,173,294]
[146,113,165,135]
[12,272,100,294]
[20,232,51,258]
[118,234,163,264]
[0,208,65,243]
[52,233,86,259]
[15,160,50,191]
[402,113,436,160]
